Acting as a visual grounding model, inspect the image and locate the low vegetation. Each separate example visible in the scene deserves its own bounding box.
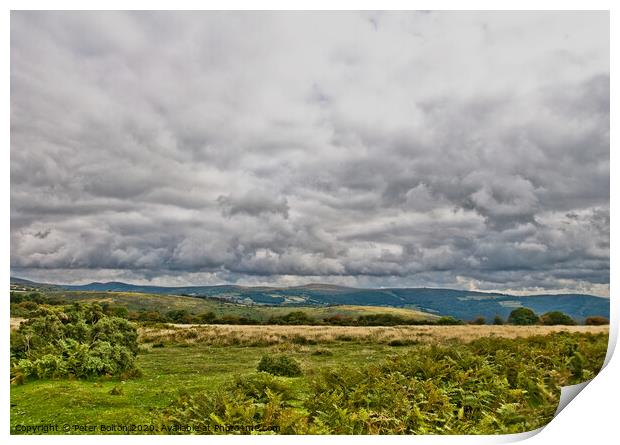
[138,323,607,347]
[10,303,139,383]
[160,331,607,434]
[10,298,609,435]
[12,292,593,328]
[257,354,303,377]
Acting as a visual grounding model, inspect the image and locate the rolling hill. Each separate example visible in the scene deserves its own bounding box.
[10,277,609,322]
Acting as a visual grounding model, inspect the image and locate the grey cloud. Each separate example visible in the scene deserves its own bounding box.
[10,11,609,295]
[217,191,290,219]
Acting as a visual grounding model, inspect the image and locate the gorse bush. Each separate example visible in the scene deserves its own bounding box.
[257,354,303,377]
[11,303,139,382]
[162,332,607,434]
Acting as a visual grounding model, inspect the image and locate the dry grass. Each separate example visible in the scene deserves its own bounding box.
[10,317,26,330]
[138,323,609,347]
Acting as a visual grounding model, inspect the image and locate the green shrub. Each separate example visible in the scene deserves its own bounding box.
[335,334,354,341]
[436,316,464,325]
[540,311,576,326]
[269,311,314,325]
[10,303,139,382]
[493,315,504,325]
[507,308,539,325]
[291,335,317,345]
[257,354,303,377]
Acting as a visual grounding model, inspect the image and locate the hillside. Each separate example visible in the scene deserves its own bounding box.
[10,277,609,322]
[10,288,437,323]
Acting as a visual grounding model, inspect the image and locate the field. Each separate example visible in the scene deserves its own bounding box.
[140,323,608,346]
[18,289,437,322]
[10,320,609,435]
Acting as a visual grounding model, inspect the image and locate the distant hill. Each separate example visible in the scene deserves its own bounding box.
[10,276,609,322]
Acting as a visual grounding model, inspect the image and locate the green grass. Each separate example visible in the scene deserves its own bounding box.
[10,341,392,434]
[11,330,609,435]
[37,290,436,322]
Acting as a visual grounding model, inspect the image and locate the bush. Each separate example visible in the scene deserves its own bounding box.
[493,315,504,325]
[358,314,409,326]
[257,354,303,377]
[269,311,314,325]
[436,316,464,325]
[290,335,317,345]
[10,303,139,382]
[507,307,540,325]
[323,315,356,326]
[585,316,609,326]
[469,316,486,325]
[166,309,194,324]
[540,311,576,326]
[198,311,217,323]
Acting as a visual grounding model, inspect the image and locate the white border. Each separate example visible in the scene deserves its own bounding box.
[2,2,616,445]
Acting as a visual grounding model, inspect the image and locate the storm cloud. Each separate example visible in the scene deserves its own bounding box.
[10,11,609,295]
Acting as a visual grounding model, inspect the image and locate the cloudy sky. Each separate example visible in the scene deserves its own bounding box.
[10,11,609,295]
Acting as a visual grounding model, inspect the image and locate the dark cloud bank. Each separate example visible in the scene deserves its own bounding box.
[10,11,609,295]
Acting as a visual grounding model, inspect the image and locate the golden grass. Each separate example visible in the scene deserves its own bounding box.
[138,323,609,347]
[10,317,26,330]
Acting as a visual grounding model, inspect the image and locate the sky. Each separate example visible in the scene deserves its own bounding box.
[10,11,610,295]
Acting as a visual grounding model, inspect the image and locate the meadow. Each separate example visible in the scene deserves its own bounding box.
[10,318,609,435]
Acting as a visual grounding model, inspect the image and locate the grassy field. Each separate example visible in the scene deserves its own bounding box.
[36,290,437,322]
[10,321,608,435]
[140,323,609,346]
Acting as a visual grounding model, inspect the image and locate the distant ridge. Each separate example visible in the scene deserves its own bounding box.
[10,276,609,322]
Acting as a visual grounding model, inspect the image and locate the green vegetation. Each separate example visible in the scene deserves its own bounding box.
[159,332,607,434]
[10,290,438,326]
[11,303,139,383]
[257,354,303,377]
[10,291,601,329]
[507,308,540,325]
[540,311,577,326]
[9,297,609,435]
